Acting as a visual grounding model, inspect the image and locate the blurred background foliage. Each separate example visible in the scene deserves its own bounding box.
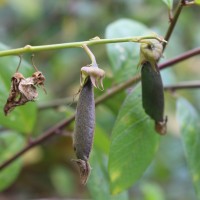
[0,0,200,199]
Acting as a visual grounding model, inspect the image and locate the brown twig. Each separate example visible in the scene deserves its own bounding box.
[0,116,75,170]
[159,47,200,70]
[164,81,200,91]
[163,0,186,50]
[37,47,200,110]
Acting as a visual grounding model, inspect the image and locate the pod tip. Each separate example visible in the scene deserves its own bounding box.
[72,159,91,184]
[155,117,168,135]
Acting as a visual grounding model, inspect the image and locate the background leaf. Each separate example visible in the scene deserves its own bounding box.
[140,182,165,200]
[106,19,151,83]
[108,84,159,194]
[50,165,75,196]
[161,0,173,9]
[195,0,200,5]
[88,149,129,200]
[0,131,25,191]
[94,125,110,154]
[176,98,200,198]
[0,43,37,134]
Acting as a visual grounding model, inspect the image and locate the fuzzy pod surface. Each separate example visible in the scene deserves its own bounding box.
[141,61,166,134]
[73,77,95,184]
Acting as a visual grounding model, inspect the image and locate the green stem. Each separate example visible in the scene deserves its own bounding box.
[0,35,165,57]
[82,44,97,65]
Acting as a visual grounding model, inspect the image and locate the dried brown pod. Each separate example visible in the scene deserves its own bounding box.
[73,77,95,184]
[4,71,46,115]
[4,72,26,115]
[4,72,39,115]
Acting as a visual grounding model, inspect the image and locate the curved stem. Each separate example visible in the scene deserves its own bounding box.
[82,44,97,66]
[0,35,165,57]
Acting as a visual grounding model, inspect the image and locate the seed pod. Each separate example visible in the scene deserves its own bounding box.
[141,61,167,135]
[73,77,95,184]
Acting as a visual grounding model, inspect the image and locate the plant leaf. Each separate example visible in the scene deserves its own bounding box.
[88,149,129,200]
[50,165,75,196]
[94,125,110,154]
[0,131,25,191]
[161,0,173,9]
[0,43,37,134]
[195,0,200,5]
[106,19,151,83]
[176,98,200,198]
[108,84,159,194]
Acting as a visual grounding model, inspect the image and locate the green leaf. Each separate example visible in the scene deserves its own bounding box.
[0,43,37,134]
[108,84,159,194]
[176,98,200,198]
[0,131,25,191]
[94,125,110,154]
[140,182,165,200]
[106,19,151,83]
[50,165,75,196]
[195,0,200,5]
[95,77,126,115]
[88,149,129,200]
[161,0,173,9]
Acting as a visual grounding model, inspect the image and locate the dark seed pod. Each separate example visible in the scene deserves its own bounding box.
[141,61,167,135]
[73,77,95,184]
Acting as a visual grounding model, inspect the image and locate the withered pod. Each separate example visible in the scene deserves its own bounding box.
[73,77,95,184]
[141,62,167,135]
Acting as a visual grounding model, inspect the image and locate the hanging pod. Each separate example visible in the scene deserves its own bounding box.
[141,62,167,135]
[72,55,105,184]
[139,38,167,135]
[73,77,95,184]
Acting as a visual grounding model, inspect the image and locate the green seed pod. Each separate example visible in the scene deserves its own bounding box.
[141,61,167,135]
[73,77,95,184]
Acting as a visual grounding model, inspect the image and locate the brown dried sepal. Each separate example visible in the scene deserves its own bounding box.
[72,159,91,185]
[81,65,105,90]
[155,117,168,135]
[4,71,46,115]
[32,71,46,93]
[18,77,38,101]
